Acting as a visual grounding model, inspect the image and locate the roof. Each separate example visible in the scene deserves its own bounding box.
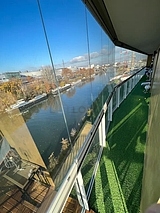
[83,0,160,55]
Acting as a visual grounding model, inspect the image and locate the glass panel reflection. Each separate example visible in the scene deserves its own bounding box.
[81,130,100,195]
[63,185,82,213]
[120,84,125,103]
[112,91,117,111]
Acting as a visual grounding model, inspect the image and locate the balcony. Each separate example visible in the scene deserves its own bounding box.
[1,1,154,212]
[0,66,149,213]
[45,67,151,213]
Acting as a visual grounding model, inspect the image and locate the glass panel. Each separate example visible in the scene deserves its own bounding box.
[86,10,115,123]
[126,80,130,95]
[0,1,59,212]
[0,0,108,210]
[63,185,83,213]
[0,1,146,212]
[114,47,147,84]
[81,130,100,195]
[112,90,117,111]
[37,0,88,186]
[122,81,127,99]
[101,36,115,112]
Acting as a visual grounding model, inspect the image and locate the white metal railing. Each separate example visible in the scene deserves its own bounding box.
[47,67,146,213]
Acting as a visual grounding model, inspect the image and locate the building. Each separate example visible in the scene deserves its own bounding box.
[22,70,42,78]
[4,72,21,79]
[0,1,160,213]
[0,74,9,83]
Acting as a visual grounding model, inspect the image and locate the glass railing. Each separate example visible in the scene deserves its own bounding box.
[0,0,147,212]
[78,67,145,196]
[49,67,146,213]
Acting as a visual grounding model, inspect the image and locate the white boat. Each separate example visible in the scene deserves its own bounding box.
[6,93,47,112]
[32,93,47,101]
[71,80,81,85]
[10,99,25,109]
[52,84,71,95]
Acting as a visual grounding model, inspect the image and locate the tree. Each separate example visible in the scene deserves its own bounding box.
[41,65,55,84]
[48,152,58,172]
[61,138,69,151]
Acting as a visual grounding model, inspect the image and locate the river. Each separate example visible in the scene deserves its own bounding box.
[23,69,115,165]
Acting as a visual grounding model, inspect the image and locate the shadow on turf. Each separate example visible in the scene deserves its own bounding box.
[89,80,150,213]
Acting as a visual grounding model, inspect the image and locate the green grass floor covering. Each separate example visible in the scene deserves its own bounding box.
[89,77,150,213]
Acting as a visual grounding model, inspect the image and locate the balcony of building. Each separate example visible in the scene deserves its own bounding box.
[0,66,150,213]
[1,1,160,213]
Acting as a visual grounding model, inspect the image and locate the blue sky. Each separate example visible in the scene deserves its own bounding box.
[0,0,113,73]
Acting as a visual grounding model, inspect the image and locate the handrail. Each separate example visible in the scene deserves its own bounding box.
[46,67,146,213]
[115,67,145,88]
[106,67,145,105]
[77,109,104,170]
[77,67,146,171]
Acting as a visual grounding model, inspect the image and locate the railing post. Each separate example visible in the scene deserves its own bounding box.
[131,76,134,88]
[133,75,136,87]
[136,74,138,84]
[124,82,127,99]
[116,86,120,108]
[75,171,89,210]
[131,78,133,90]
[129,79,132,93]
[133,77,135,89]
[99,114,106,147]
[108,96,113,121]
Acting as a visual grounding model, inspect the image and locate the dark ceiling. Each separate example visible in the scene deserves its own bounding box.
[83,0,160,55]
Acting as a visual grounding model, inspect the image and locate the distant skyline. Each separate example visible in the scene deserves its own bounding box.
[0,1,146,73]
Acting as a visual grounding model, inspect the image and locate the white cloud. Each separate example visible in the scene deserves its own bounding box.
[90,52,99,58]
[70,55,86,63]
[69,46,114,65]
[101,48,108,55]
[70,51,101,64]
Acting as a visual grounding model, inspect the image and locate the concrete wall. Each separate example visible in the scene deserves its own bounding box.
[141,50,160,212]
[0,110,55,187]
[0,110,46,168]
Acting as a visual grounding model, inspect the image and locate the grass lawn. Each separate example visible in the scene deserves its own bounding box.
[89,77,150,213]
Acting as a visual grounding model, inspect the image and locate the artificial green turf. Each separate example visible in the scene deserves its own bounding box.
[89,77,150,213]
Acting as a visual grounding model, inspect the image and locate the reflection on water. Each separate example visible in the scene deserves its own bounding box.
[65,87,76,98]
[22,71,114,166]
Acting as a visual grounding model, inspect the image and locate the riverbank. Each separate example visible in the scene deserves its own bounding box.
[5,93,48,112]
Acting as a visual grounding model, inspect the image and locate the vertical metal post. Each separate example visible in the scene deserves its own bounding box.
[116,87,120,108]
[124,82,127,99]
[133,76,135,89]
[136,74,138,85]
[135,74,138,84]
[134,75,136,86]
[108,96,113,121]
[129,79,132,93]
[99,114,106,147]
[131,78,133,90]
[75,171,89,211]
[132,75,135,88]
